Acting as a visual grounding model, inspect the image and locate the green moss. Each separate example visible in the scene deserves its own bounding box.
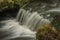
[0,0,32,11]
[36,24,60,40]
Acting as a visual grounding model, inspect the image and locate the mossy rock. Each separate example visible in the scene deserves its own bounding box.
[36,24,60,40]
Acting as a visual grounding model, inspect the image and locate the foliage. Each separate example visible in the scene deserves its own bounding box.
[36,24,60,40]
[0,0,32,11]
[0,0,14,11]
[52,14,60,31]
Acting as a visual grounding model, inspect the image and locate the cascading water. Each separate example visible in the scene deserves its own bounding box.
[0,2,60,40]
[16,8,50,31]
[0,7,50,40]
[0,19,35,40]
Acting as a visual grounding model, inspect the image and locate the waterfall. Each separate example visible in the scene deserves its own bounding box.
[0,6,60,40]
[16,8,50,31]
[16,7,60,31]
[0,19,35,40]
[1,3,60,40]
[0,8,50,40]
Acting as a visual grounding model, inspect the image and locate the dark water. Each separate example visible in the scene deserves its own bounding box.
[0,7,19,21]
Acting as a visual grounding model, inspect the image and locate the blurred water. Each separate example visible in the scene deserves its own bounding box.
[0,8,50,40]
[16,9,50,31]
[0,19,35,40]
[0,0,60,40]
